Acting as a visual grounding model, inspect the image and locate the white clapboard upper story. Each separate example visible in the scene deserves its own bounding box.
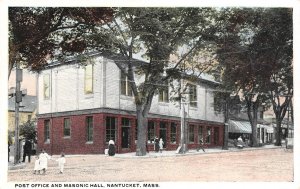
[37,53,224,123]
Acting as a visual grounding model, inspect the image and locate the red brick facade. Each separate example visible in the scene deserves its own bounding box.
[37,113,224,155]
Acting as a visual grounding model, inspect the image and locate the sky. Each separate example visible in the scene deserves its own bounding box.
[1,1,300,189]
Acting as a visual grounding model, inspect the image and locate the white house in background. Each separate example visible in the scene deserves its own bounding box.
[36,52,224,154]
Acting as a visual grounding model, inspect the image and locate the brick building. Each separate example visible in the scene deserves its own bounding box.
[37,53,224,154]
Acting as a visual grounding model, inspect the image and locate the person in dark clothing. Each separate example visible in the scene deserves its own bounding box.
[108,139,116,156]
[154,137,159,153]
[8,144,10,162]
[22,139,32,163]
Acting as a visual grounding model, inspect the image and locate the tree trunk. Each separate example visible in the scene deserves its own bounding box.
[223,98,229,150]
[274,118,282,146]
[246,97,259,147]
[250,109,258,147]
[135,105,148,156]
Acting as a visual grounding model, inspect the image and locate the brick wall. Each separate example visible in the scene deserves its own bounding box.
[37,112,224,155]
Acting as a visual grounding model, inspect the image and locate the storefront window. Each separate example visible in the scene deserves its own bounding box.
[189,125,195,143]
[106,117,116,143]
[206,127,211,144]
[86,117,93,142]
[148,121,155,143]
[170,122,177,144]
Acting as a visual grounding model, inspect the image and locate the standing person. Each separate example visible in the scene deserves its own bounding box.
[33,155,41,174]
[39,149,51,175]
[8,144,10,162]
[56,153,66,174]
[108,139,116,156]
[159,138,164,153]
[22,139,32,163]
[154,136,159,153]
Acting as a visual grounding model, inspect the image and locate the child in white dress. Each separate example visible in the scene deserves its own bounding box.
[39,149,51,174]
[33,155,41,174]
[56,153,66,174]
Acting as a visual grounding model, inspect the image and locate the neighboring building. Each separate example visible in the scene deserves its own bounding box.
[227,98,274,145]
[36,53,224,155]
[8,92,37,132]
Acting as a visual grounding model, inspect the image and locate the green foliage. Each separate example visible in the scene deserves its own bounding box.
[8,131,14,146]
[19,121,37,143]
[9,7,113,74]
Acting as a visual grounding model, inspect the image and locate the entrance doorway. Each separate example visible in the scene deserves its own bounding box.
[159,122,167,148]
[214,127,219,145]
[121,127,130,148]
[121,118,131,149]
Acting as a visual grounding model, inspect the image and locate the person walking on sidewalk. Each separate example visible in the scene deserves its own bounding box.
[197,139,205,152]
[39,149,51,175]
[159,138,164,153]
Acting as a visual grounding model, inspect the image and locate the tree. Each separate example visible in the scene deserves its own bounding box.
[250,8,293,146]
[83,8,218,155]
[214,8,292,147]
[20,121,37,142]
[8,7,113,78]
[213,8,271,147]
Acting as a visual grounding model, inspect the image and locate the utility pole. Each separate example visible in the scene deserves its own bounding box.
[14,64,22,164]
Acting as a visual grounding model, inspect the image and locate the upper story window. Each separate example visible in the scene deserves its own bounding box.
[121,72,133,96]
[188,84,197,107]
[84,64,93,94]
[43,74,50,100]
[159,81,169,103]
[64,118,71,137]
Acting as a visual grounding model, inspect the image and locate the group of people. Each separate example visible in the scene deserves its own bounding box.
[33,149,66,175]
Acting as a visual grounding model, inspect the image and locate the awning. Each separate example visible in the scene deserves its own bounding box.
[228,120,252,134]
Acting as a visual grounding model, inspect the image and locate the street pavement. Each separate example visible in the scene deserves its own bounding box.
[7,144,293,182]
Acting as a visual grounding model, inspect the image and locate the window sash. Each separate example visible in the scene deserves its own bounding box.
[64,118,71,137]
[170,122,177,144]
[86,117,93,142]
[106,117,116,143]
[198,126,204,143]
[159,88,169,102]
[120,72,132,96]
[189,84,197,107]
[44,120,50,142]
[84,64,93,94]
[206,127,211,144]
[147,121,155,143]
[43,74,50,99]
[189,125,195,143]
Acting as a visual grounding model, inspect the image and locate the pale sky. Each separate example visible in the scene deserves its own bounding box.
[8,69,37,96]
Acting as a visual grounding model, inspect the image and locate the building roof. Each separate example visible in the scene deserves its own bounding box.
[8,95,37,112]
[43,51,219,87]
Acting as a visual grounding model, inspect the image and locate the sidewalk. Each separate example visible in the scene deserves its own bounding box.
[113,144,283,158]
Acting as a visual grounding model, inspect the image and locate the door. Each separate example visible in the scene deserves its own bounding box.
[214,127,219,145]
[121,127,130,148]
[159,122,167,148]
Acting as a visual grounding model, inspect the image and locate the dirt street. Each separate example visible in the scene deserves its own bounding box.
[7,148,293,182]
